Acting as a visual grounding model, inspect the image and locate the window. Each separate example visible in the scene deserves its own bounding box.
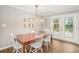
[24,18,27,22]
[24,24,26,28]
[64,17,73,33]
[28,24,31,28]
[32,24,34,28]
[53,18,59,32]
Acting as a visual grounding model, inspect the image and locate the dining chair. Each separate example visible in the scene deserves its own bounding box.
[43,29,52,50]
[43,34,51,50]
[29,35,43,53]
[11,34,22,53]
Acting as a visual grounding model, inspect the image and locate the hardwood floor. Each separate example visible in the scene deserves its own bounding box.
[0,47,13,53]
[0,39,79,53]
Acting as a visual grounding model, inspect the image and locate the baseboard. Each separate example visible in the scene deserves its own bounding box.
[0,44,12,51]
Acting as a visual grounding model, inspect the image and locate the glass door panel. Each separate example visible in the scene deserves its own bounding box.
[64,17,73,37]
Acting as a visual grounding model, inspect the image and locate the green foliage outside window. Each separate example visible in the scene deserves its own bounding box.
[64,17,73,32]
[53,24,59,32]
[53,18,59,32]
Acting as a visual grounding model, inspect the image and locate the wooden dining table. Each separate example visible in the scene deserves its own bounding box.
[16,33,47,53]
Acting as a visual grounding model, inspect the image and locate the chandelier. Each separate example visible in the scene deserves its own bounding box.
[29,5,43,22]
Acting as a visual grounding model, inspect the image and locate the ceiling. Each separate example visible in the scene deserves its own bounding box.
[9,5,79,16]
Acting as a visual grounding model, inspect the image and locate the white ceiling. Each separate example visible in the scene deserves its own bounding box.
[9,5,79,16]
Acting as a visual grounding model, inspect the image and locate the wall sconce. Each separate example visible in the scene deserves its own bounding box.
[1,24,7,28]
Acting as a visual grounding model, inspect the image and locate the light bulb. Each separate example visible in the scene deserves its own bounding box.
[11,33,13,37]
[40,19,43,22]
[35,18,38,21]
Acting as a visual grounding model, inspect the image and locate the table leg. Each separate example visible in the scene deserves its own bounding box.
[23,44,26,53]
[51,34,52,44]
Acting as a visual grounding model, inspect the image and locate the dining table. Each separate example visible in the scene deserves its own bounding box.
[16,32,48,53]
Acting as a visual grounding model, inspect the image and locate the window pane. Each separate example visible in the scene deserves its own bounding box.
[64,17,73,32]
[53,18,59,23]
[28,24,31,28]
[53,24,59,32]
[53,18,59,32]
[32,24,34,28]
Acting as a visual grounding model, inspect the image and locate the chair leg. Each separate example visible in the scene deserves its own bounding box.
[47,45,49,50]
[13,49,15,53]
[19,48,23,53]
[40,47,43,53]
[45,42,49,50]
[33,48,38,53]
[29,47,32,53]
[49,41,52,48]
[25,49,27,53]
[16,50,20,53]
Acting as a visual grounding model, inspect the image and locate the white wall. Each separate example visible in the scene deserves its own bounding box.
[0,14,1,39]
[0,6,33,49]
[49,12,79,44]
[0,19,1,47]
[0,24,1,42]
[0,8,3,48]
[76,12,79,43]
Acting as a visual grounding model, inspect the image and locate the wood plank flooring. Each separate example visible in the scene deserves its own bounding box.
[0,38,79,53]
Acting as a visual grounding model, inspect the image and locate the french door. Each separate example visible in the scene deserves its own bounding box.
[51,16,75,40]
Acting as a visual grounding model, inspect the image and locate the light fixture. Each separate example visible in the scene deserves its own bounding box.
[28,5,43,22]
[1,24,7,28]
